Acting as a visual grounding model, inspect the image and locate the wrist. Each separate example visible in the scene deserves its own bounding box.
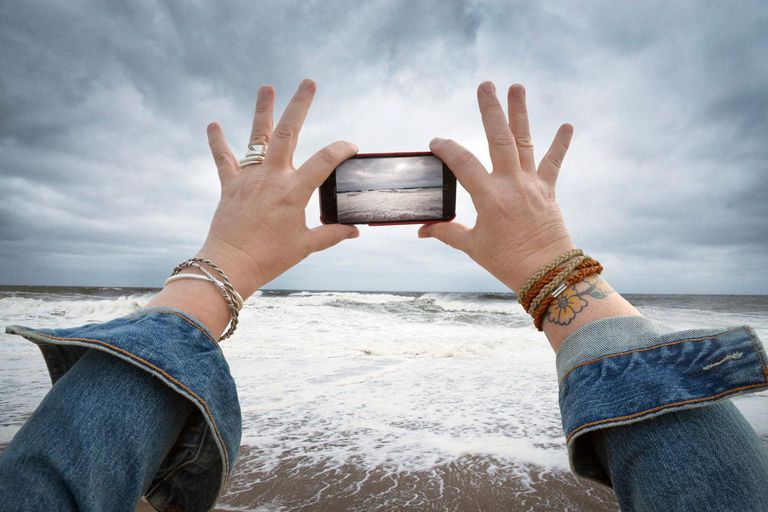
[506,236,577,292]
[196,239,266,299]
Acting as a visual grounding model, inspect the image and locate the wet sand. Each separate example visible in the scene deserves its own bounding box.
[214,445,619,511]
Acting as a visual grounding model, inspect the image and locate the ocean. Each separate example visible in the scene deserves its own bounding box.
[1,287,767,511]
[337,187,443,223]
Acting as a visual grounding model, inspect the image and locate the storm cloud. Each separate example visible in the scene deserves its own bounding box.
[1,0,766,293]
[336,156,443,192]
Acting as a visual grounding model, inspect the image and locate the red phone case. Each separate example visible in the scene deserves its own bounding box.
[321,151,456,226]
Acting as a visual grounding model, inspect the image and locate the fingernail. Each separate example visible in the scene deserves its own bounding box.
[512,84,524,98]
[430,137,443,146]
[481,81,495,93]
[418,229,431,239]
[346,229,359,239]
[348,142,359,151]
[301,79,316,92]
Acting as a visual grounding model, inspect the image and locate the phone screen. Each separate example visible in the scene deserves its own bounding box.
[320,153,456,225]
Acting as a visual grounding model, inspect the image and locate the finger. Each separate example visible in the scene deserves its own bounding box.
[429,138,488,196]
[249,85,274,145]
[266,79,316,167]
[538,124,574,189]
[507,84,535,172]
[306,224,359,253]
[296,140,358,197]
[477,81,520,175]
[207,122,239,181]
[418,221,472,252]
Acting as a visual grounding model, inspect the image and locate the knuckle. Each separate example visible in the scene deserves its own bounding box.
[455,149,475,170]
[273,126,294,140]
[255,99,271,113]
[317,147,338,166]
[250,132,271,144]
[479,100,501,115]
[491,134,516,146]
[515,135,534,148]
[546,152,564,168]
[214,152,230,169]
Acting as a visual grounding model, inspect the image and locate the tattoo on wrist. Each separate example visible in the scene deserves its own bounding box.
[545,275,613,327]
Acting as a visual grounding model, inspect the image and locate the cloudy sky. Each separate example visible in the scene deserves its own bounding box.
[336,156,443,192]
[1,1,766,294]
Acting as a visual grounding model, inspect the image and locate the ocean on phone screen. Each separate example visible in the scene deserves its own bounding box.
[1,287,767,511]
[337,187,442,223]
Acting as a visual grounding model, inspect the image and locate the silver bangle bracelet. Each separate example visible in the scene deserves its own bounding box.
[166,258,244,341]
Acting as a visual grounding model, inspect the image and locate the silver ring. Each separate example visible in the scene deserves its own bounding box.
[240,143,268,167]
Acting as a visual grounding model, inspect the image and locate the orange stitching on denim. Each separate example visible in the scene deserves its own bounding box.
[745,327,768,379]
[13,329,229,473]
[559,332,728,385]
[152,311,217,344]
[565,382,768,444]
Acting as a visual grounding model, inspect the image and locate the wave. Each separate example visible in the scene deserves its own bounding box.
[0,293,154,325]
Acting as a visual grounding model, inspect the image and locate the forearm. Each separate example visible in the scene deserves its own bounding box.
[0,350,193,510]
[541,275,641,352]
[556,312,768,506]
[590,401,768,510]
[5,308,242,510]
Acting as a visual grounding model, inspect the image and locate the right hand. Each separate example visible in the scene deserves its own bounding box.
[418,81,576,292]
[197,79,360,299]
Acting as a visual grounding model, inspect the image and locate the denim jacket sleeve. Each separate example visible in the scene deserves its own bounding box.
[557,316,768,510]
[1,306,241,512]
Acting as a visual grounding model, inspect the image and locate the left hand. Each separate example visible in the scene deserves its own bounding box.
[197,79,360,298]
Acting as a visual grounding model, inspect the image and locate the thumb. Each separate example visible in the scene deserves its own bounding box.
[307,224,360,253]
[418,221,471,252]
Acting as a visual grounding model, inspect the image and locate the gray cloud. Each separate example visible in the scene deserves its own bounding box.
[1,0,766,293]
[336,156,443,191]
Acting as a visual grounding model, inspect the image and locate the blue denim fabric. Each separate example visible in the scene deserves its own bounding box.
[1,306,241,511]
[557,316,768,510]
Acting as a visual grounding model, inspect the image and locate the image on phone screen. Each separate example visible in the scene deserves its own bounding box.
[320,153,456,225]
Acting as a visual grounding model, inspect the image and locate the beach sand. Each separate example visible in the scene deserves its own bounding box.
[210,445,619,511]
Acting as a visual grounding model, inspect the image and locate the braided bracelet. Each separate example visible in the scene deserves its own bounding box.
[527,255,586,316]
[517,248,582,304]
[521,257,598,312]
[532,261,603,330]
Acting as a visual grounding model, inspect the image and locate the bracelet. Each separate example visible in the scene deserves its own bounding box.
[517,248,582,304]
[520,257,597,312]
[515,248,603,330]
[166,258,243,341]
[532,261,603,330]
[164,273,244,310]
[172,258,243,309]
[527,255,586,316]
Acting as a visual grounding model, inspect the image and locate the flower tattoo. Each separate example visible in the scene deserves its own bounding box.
[547,287,588,325]
[545,275,613,327]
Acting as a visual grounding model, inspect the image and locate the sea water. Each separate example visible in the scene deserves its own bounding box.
[1,287,766,510]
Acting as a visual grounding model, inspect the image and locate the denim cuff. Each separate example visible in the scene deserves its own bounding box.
[5,306,241,512]
[556,316,768,483]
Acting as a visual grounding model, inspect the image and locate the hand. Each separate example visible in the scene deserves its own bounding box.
[418,82,576,292]
[197,79,359,298]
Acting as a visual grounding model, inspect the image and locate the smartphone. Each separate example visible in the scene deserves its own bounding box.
[319,152,456,225]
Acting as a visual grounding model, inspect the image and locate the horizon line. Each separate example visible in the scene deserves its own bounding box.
[1,284,767,297]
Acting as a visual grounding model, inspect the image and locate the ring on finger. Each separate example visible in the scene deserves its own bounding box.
[239,143,268,168]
